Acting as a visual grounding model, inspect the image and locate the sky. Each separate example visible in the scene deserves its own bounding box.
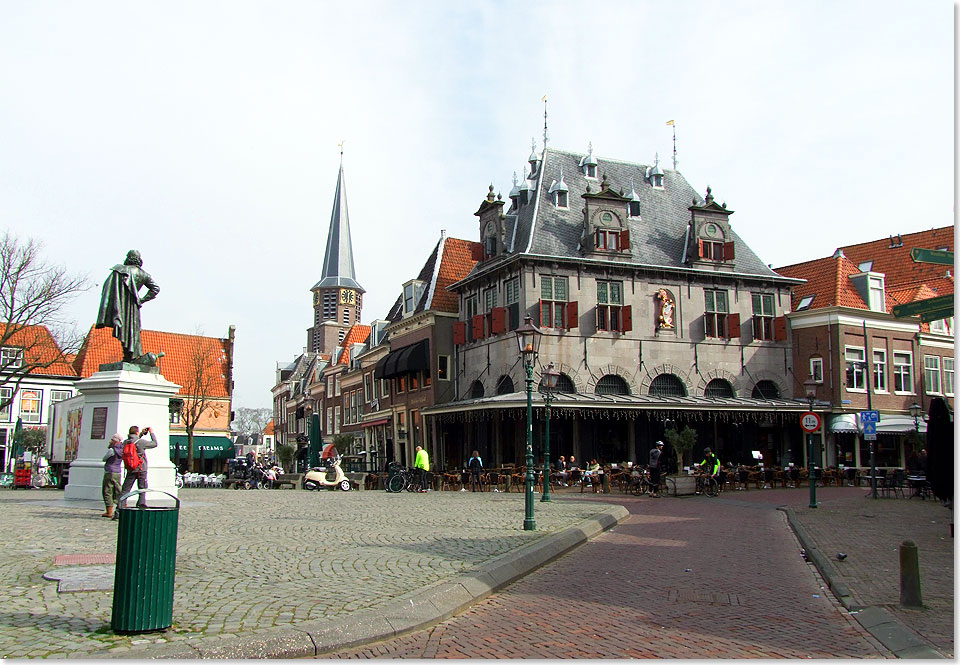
[0,0,953,410]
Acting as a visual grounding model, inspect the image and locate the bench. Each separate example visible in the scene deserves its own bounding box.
[275,473,301,489]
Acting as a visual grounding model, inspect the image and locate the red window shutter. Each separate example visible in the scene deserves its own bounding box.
[727,313,741,339]
[491,306,506,335]
[723,241,735,261]
[774,315,787,341]
[621,305,632,332]
[620,229,630,251]
[472,314,485,340]
[453,321,466,345]
[470,243,483,262]
[566,301,578,329]
[698,238,705,258]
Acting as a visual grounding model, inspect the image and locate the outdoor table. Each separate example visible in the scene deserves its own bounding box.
[861,475,883,497]
[907,475,930,499]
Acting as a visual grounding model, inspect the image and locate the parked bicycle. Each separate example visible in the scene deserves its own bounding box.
[32,468,56,488]
[631,467,677,497]
[695,473,720,497]
[385,464,422,493]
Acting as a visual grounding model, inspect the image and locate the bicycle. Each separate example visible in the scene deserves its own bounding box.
[631,468,677,497]
[386,465,421,493]
[32,468,56,488]
[695,474,720,497]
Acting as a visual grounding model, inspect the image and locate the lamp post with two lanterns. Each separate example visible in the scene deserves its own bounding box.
[539,362,560,503]
[803,379,819,509]
[910,402,922,432]
[515,316,542,531]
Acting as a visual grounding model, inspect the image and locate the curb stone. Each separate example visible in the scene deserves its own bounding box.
[81,504,629,660]
[780,506,944,659]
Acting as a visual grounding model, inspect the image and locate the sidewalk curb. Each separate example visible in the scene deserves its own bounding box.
[780,506,944,659]
[81,504,630,659]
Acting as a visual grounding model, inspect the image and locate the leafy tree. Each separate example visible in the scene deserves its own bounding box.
[179,332,228,471]
[20,426,47,459]
[276,443,295,471]
[0,232,87,411]
[664,425,697,472]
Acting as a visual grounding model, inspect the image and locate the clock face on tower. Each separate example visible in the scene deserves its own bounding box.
[339,289,356,305]
[313,291,320,305]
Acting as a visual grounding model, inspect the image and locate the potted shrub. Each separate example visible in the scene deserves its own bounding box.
[665,426,698,495]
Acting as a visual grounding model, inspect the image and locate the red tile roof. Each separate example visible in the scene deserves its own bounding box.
[431,237,480,312]
[74,327,231,398]
[838,226,954,291]
[264,419,275,435]
[776,226,955,313]
[0,324,77,377]
[337,325,371,365]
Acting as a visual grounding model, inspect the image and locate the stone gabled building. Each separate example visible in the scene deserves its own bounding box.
[425,141,807,470]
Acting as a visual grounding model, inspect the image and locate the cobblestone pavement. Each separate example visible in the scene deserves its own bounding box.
[0,487,610,658]
[329,487,921,659]
[790,491,954,657]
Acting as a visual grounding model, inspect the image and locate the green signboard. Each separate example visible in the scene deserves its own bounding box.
[892,294,954,319]
[910,248,954,266]
[169,435,235,461]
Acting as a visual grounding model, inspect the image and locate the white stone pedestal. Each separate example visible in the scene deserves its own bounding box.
[64,367,181,507]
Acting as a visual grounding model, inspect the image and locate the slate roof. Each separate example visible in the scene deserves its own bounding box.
[337,324,371,365]
[0,324,77,378]
[466,146,786,280]
[74,327,232,398]
[312,163,364,292]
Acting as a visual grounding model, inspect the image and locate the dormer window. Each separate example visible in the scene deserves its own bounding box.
[592,211,629,251]
[867,275,885,312]
[697,223,733,261]
[556,190,568,208]
[402,280,426,316]
[628,200,640,217]
[549,171,569,209]
[796,295,815,310]
[647,153,665,189]
[579,142,598,179]
[652,174,663,188]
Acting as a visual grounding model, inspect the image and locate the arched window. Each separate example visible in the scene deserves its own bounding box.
[496,375,515,395]
[596,374,630,395]
[470,380,485,399]
[752,380,780,399]
[648,374,687,398]
[704,378,735,398]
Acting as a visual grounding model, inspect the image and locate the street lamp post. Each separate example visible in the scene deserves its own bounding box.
[515,316,542,531]
[910,402,922,432]
[539,363,560,503]
[804,379,818,509]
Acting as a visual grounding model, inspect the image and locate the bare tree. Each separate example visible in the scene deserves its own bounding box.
[179,333,227,471]
[231,407,272,436]
[0,232,87,411]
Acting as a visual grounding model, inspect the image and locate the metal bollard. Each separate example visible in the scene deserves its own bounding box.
[899,540,923,607]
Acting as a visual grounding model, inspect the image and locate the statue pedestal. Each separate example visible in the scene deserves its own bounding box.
[64,367,181,507]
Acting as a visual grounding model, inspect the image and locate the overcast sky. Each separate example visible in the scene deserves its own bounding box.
[0,1,953,410]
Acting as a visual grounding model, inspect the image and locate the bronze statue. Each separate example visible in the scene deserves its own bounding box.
[96,250,160,364]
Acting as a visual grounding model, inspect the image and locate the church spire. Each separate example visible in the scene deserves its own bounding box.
[313,158,364,292]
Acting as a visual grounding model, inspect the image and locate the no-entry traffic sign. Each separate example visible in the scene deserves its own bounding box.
[801,412,821,433]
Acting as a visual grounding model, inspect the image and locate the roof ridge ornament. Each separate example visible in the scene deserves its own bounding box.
[487,184,496,202]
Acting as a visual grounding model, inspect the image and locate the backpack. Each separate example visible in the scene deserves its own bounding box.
[123,440,142,471]
[468,456,482,470]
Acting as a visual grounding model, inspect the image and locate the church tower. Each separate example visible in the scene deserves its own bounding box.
[307,158,364,354]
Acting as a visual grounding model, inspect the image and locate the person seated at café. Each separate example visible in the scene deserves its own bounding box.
[556,455,569,487]
[906,449,922,475]
[584,458,602,490]
[695,448,721,494]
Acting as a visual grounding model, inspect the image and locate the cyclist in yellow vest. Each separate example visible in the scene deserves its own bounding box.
[695,448,720,495]
[414,446,430,493]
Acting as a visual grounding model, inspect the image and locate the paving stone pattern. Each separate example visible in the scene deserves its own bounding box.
[0,488,607,658]
[330,489,896,659]
[791,494,954,658]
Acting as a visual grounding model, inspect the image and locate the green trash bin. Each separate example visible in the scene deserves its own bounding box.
[111,489,180,633]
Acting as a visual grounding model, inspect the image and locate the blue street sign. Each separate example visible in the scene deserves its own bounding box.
[860,410,880,423]
[863,422,877,435]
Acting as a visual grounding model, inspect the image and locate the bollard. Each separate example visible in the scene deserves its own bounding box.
[899,540,923,608]
[601,472,611,494]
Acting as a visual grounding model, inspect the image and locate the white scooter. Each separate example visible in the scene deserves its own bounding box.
[303,456,352,492]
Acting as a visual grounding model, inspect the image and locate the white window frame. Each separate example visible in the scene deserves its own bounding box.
[872,349,887,393]
[51,390,72,404]
[437,355,450,381]
[326,407,333,435]
[334,375,341,397]
[363,374,371,402]
[893,351,913,394]
[19,389,41,424]
[944,356,954,397]
[334,406,341,434]
[0,387,12,422]
[809,357,823,384]
[929,317,953,335]
[1,347,22,369]
[844,346,866,392]
[923,355,942,395]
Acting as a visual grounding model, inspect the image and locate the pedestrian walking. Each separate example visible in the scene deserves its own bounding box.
[648,441,664,498]
[100,434,124,518]
[115,425,158,517]
[467,450,484,491]
[414,445,430,493]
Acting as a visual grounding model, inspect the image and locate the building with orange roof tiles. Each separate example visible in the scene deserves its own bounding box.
[0,324,79,472]
[73,325,236,473]
[775,228,953,472]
